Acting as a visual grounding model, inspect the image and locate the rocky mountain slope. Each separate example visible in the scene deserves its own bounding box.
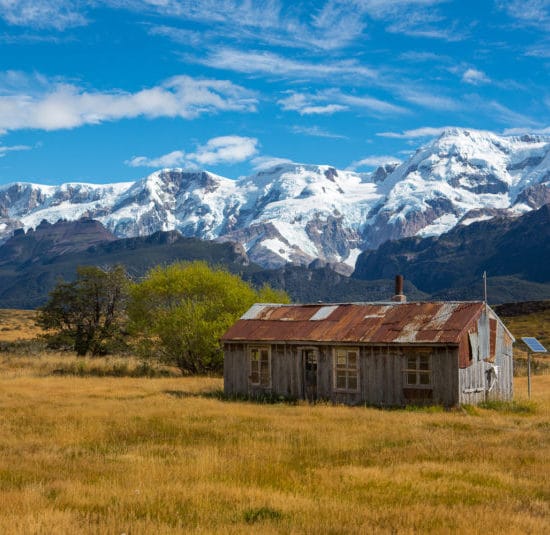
[353,203,550,303]
[1,128,549,269]
[0,219,426,308]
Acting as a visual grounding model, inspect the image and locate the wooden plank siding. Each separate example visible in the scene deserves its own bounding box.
[223,302,514,407]
[224,342,462,407]
[457,307,513,404]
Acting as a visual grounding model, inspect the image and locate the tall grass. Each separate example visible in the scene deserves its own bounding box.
[0,362,549,534]
[0,309,548,532]
[0,309,41,341]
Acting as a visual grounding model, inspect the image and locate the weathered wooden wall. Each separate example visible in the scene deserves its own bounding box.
[224,343,461,406]
[458,308,514,404]
[488,319,513,401]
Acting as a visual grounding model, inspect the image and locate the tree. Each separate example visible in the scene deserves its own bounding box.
[37,265,129,356]
[128,261,290,374]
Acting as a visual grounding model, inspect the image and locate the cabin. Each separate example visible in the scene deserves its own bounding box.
[222,279,514,406]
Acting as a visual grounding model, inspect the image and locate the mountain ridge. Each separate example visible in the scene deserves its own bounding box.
[0,218,428,308]
[1,128,549,269]
[352,202,550,302]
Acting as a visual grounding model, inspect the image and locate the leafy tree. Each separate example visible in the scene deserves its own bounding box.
[37,265,129,356]
[128,261,290,374]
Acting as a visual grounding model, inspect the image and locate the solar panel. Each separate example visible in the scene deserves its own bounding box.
[522,337,548,353]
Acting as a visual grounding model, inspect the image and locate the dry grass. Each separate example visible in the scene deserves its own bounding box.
[501,308,550,375]
[0,351,180,379]
[0,309,42,341]
[0,356,549,534]
[500,307,550,352]
[1,309,549,533]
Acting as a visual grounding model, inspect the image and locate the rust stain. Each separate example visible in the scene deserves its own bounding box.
[222,301,486,345]
[488,318,497,362]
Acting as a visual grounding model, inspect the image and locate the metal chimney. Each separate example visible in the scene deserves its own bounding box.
[392,275,406,303]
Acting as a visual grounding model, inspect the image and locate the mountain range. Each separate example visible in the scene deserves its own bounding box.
[0,218,426,308]
[353,202,550,303]
[1,128,549,272]
[0,203,547,308]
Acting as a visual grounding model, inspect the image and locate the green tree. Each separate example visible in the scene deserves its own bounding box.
[128,261,290,374]
[37,265,129,356]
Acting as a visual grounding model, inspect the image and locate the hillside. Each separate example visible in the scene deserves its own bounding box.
[353,203,550,303]
[0,219,427,308]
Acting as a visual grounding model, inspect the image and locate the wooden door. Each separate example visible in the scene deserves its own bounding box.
[303,348,318,401]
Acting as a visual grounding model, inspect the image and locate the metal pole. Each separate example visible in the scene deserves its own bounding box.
[527,350,531,400]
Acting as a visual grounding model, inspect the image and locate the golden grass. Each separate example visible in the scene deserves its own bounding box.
[500,307,550,352]
[0,357,549,534]
[0,309,42,341]
[1,308,549,532]
[501,308,550,375]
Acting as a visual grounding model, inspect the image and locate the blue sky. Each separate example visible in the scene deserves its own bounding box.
[0,0,549,185]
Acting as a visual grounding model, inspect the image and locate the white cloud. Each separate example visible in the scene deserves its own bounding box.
[126,150,185,168]
[117,0,366,50]
[0,0,87,30]
[188,136,258,166]
[0,74,257,133]
[525,44,550,58]
[348,155,402,170]
[399,51,450,62]
[278,93,347,115]
[502,126,550,135]
[353,0,446,18]
[377,126,450,138]
[398,88,461,111]
[112,0,283,30]
[127,136,259,169]
[291,125,347,139]
[0,143,31,157]
[278,89,406,117]
[333,91,408,114]
[251,155,295,171]
[498,0,550,29]
[462,68,490,85]
[192,48,378,80]
[352,0,463,41]
[486,100,540,127]
[147,25,204,47]
[299,104,346,115]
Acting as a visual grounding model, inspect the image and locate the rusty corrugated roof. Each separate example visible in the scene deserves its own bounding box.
[222,301,485,345]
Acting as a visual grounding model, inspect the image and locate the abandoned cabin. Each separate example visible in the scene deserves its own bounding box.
[222,277,514,406]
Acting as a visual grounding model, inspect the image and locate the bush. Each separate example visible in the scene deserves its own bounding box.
[128,261,289,374]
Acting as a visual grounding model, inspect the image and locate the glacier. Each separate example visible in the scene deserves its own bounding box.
[0,128,549,270]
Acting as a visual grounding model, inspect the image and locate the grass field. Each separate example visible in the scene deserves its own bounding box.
[0,309,549,533]
[0,309,43,342]
[0,358,549,534]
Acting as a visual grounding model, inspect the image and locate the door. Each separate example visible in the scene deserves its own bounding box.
[302,348,318,401]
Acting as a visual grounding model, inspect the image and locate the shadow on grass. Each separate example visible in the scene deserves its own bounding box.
[164,389,454,412]
[163,389,299,405]
[478,400,537,414]
[243,506,283,524]
[460,400,537,415]
[49,361,179,378]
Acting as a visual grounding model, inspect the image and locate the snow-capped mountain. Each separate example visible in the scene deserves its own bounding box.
[1,128,549,270]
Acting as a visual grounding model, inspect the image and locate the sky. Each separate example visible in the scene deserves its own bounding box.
[0,0,549,185]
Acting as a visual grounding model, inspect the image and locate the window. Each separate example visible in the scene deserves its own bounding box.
[334,347,360,392]
[249,346,270,387]
[404,353,431,387]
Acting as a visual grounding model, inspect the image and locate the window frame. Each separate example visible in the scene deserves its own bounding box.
[333,347,360,393]
[403,352,432,389]
[248,345,271,388]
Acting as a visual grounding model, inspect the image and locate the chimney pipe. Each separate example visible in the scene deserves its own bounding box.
[392,275,406,303]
